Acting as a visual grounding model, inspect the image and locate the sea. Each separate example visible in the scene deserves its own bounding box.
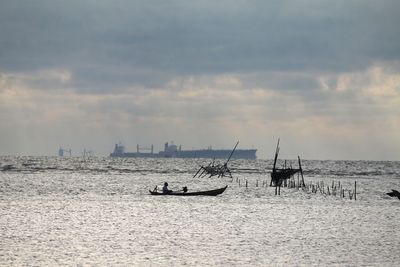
[1,156,399,266]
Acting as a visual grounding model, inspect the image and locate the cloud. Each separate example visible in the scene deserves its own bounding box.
[2,61,399,158]
[1,0,400,89]
[318,65,400,109]
[1,0,400,159]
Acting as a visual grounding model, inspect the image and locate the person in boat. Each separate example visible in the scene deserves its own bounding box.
[162,182,173,194]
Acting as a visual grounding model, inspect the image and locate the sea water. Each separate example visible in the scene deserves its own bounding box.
[1,156,399,266]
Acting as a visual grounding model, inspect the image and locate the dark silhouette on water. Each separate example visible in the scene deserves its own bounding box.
[193,141,239,179]
[110,141,256,159]
[270,139,304,188]
[149,185,227,196]
[386,189,400,199]
[162,182,173,194]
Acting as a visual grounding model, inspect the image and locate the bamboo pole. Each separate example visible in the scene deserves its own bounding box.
[297,173,300,189]
[298,156,305,187]
[354,181,357,201]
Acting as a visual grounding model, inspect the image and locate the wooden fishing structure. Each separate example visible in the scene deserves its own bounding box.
[193,141,239,179]
[270,139,305,195]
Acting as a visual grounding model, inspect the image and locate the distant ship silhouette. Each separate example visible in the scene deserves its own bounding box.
[110,142,257,159]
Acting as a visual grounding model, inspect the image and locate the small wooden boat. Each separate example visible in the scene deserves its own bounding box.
[149,185,227,196]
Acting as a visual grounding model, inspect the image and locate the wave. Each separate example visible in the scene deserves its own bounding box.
[1,156,399,179]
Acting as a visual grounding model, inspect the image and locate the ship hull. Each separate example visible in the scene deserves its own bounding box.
[110,149,257,159]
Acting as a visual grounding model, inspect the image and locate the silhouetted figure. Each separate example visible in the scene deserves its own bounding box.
[386,189,400,199]
[162,182,172,194]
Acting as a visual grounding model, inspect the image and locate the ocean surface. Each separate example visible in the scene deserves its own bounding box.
[1,156,399,266]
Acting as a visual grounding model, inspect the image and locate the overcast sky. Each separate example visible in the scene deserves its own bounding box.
[1,0,399,160]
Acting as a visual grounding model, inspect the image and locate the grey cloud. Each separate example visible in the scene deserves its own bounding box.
[2,1,400,159]
[1,0,400,91]
[240,72,321,92]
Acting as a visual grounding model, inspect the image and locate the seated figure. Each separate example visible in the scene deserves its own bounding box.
[162,182,172,194]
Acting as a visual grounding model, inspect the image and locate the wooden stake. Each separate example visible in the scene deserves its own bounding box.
[354,181,357,201]
[298,156,305,187]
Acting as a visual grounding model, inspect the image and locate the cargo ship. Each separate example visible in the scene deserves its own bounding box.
[110,142,257,159]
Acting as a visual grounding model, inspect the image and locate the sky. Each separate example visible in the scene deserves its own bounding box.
[0,0,399,160]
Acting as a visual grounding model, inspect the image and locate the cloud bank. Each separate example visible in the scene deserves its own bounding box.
[1,0,399,159]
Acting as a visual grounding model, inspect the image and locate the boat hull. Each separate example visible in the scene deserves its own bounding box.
[149,186,227,196]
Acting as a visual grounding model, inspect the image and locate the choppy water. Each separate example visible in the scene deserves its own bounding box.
[1,156,399,266]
